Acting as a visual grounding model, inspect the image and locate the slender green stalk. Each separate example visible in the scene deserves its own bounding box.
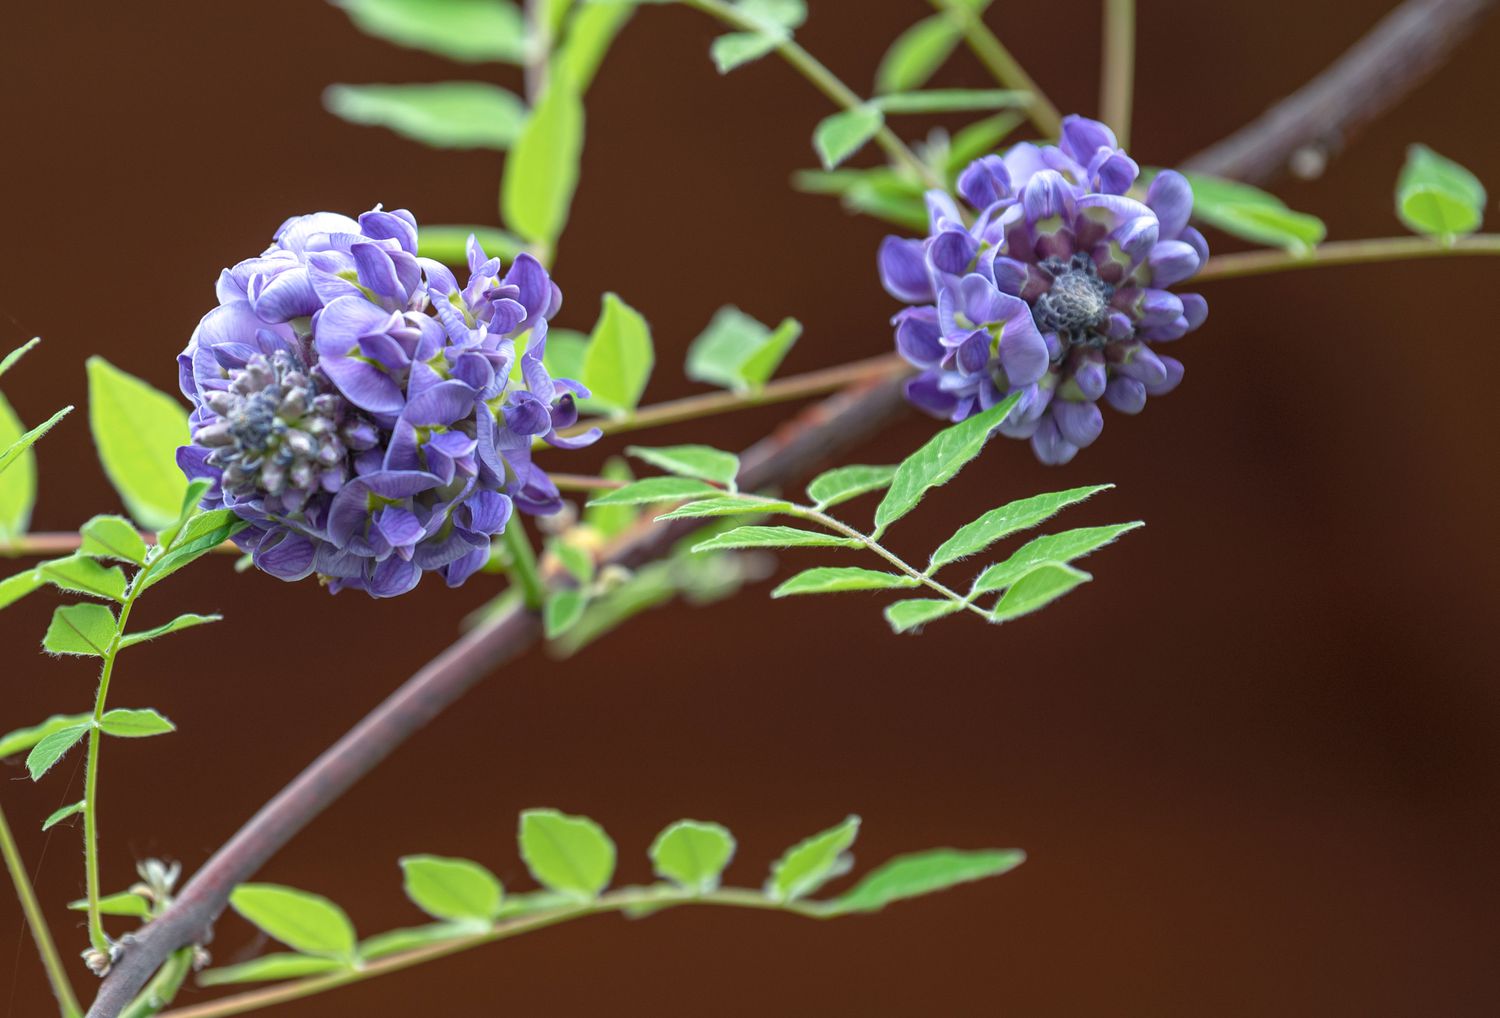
[522,0,552,104]
[681,0,943,189]
[0,802,83,1017]
[1100,0,1135,148]
[83,582,143,953]
[501,518,546,609]
[156,887,819,1018]
[771,499,991,621]
[120,948,194,1018]
[930,0,1062,137]
[1194,234,1500,281]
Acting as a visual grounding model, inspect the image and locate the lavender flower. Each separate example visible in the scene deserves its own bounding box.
[878,115,1209,464]
[176,208,597,597]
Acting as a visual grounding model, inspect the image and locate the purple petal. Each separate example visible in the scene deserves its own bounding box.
[1146,170,1194,239]
[1029,416,1078,465]
[1104,376,1147,414]
[957,154,1012,209]
[1143,355,1185,397]
[878,236,934,303]
[1059,115,1118,165]
[894,307,944,368]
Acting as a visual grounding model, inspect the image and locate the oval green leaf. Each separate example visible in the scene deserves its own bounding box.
[399,855,504,923]
[324,82,526,149]
[229,884,358,961]
[649,820,736,893]
[518,808,616,901]
[87,357,189,529]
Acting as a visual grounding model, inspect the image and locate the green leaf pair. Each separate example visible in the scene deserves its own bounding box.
[1177,172,1326,253]
[685,306,802,392]
[1396,144,1486,241]
[0,337,71,541]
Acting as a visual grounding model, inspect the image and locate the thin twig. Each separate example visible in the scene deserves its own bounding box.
[1100,0,1135,148]
[522,0,551,105]
[1182,0,1496,184]
[1192,234,1500,281]
[929,0,1062,137]
[1,802,82,1018]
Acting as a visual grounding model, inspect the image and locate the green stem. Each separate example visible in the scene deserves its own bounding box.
[83,583,142,953]
[681,0,943,189]
[523,0,551,104]
[1194,234,1500,281]
[1100,0,1135,148]
[157,887,820,1018]
[781,502,992,621]
[930,0,1062,137]
[120,948,194,1018]
[0,801,83,1017]
[501,518,545,610]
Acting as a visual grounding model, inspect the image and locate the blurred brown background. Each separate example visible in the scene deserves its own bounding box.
[3,2,1499,1015]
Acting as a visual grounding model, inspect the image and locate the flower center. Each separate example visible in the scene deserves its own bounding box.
[197,350,365,508]
[1032,254,1114,347]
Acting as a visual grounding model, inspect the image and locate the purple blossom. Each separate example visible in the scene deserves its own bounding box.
[878,115,1208,464]
[176,207,596,597]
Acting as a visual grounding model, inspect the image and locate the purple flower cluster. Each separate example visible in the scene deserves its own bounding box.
[878,115,1208,464]
[176,207,596,597]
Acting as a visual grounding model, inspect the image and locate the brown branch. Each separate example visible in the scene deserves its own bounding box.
[86,376,909,1017]
[1181,0,1496,184]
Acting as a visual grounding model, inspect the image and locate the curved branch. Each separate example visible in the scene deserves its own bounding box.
[87,376,909,1017]
[1182,0,1496,184]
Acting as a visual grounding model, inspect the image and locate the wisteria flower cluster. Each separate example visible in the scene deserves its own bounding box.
[878,115,1209,464]
[175,208,596,597]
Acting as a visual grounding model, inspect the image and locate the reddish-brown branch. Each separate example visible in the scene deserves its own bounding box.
[1182,0,1495,184]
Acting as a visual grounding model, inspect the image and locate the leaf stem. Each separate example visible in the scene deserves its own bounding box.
[929,0,1062,137]
[0,801,83,1017]
[522,0,551,105]
[555,352,910,442]
[119,949,193,1018]
[156,888,818,1018]
[500,517,545,609]
[680,0,943,189]
[1100,0,1135,148]
[1193,233,1500,281]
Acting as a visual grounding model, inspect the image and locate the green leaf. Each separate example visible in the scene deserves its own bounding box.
[518,809,616,901]
[771,566,917,598]
[357,923,471,961]
[0,403,72,504]
[946,111,1025,173]
[67,891,150,918]
[550,540,594,585]
[87,357,189,529]
[1397,144,1486,240]
[884,598,963,634]
[99,708,176,738]
[79,515,149,565]
[400,855,504,923]
[654,496,788,521]
[0,567,44,611]
[805,464,897,509]
[737,0,805,27]
[25,724,89,780]
[626,445,740,487]
[581,293,654,413]
[198,953,349,987]
[41,801,85,831]
[230,884,358,961]
[928,484,1113,571]
[502,80,585,246]
[989,562,1091,622]
[820,848,1025,915]
[768,815,860,902]
[587,477,719,506]
[417,225,526,266]
[43,603,117,657]
[873,394,1019,537]
[1178,172,1326,253]
[556,1,633,92]
[323,82,526,149]
[0,337,40,378]
[156,479,214,549]
[711,30,782,73]
[39,555,126,601]
[649,820,736,893]
[544,589,587,638]
[139,512,248,592]
[685,307,801,391]
[876,89,1028,114]
[969,522,1141,596]
[691,525,861,553]
[331,0,525,62]
[874,14,961,95]
[813,105,885,170]
[0,713,91,759]
[120,613,222,649]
